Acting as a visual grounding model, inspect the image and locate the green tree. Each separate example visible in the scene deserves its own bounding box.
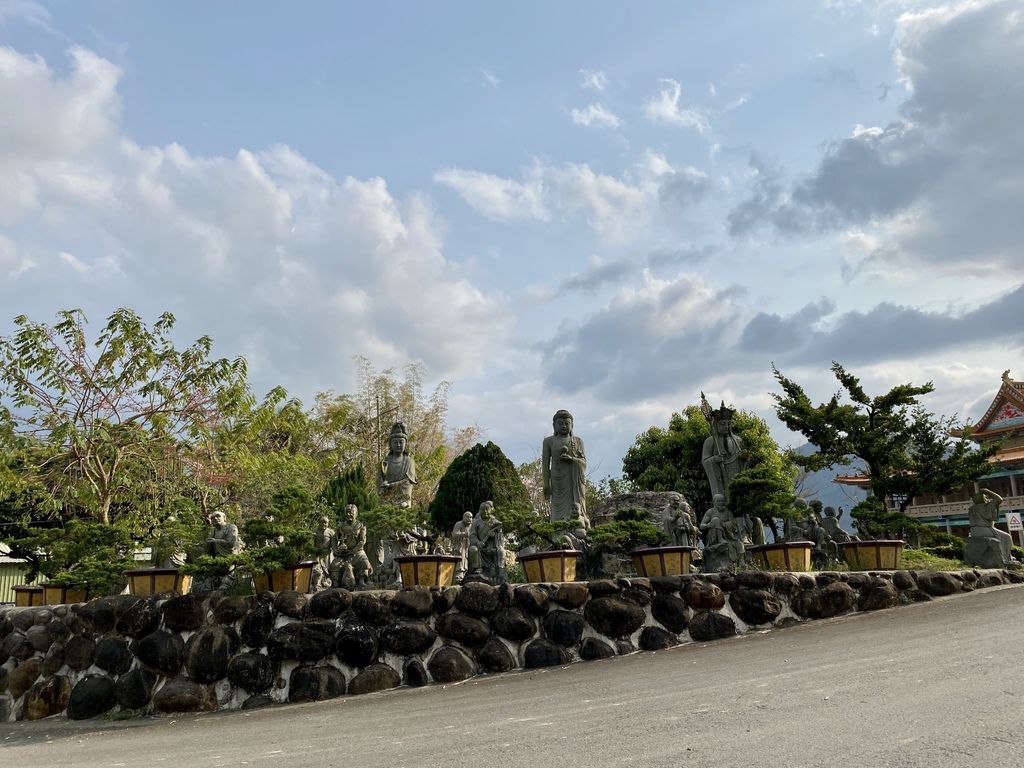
[321,463,377,520]
[0,308,248,524]
[428,441,532,533]
[622,405,796,529]
[772,363,997,514]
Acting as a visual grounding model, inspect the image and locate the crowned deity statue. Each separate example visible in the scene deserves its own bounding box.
[378,421,418,508]
[542,409,589,527]
[700,393,748,505]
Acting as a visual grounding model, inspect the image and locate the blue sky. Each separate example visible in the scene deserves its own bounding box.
[1,0,1022,477]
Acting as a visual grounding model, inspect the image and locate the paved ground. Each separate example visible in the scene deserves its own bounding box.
[3,585,1023,768]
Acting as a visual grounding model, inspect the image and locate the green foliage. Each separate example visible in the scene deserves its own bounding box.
[29,519,136,594]
[898,547,966,572]
[428,441,532,532]
[359,503,426,541]
[772,363,997,511]
[622,405,796,523]
[587,508,667,556]
[321,464,377,519]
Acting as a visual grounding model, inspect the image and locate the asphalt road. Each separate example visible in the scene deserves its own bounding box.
[4,585,1024,768]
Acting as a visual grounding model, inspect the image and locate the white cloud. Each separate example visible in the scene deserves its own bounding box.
[644,78,710,133]
[479,68,499,87]
[569,102,622,129]
[579,69,608,91]
[433,166,549,222]
[436,152,711,245]
[0,46,509,393]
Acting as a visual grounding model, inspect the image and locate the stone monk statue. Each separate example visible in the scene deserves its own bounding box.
[542,409,589,527]
[964,488,1015,568]
[700,393,748,505]
[378,421,418,508]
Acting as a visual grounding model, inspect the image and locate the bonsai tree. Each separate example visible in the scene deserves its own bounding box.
[28,519,136,595]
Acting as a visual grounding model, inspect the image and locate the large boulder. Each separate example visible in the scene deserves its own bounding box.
[455,582,501,617]
[523,639,569,669]
[134,630,185,677]
[309,589,353,619]
[427,647,475,682]
[153,678,216,713]
[42,642,65,676]
[580,637,616,660]
[348,664,401,695]
[391,588,434,619]
[584,597,645,639]
[161,595,207,632]
[590,491,689,527]
[94,637,133,675]
[336,622,378,668]
[67,675,116,720]
[791,583,857,620]
[288,665,345,702]
[240,603,276,648]
[688,611,736,641]
[380,621,437,656]
[185,627,238,683]
[213,596,253,624]
[729,589,782,626]
[858,582,900,611]
[116,599,162,639]
[64,635,96,671]
[492,608,536,643]
[651,594,689,633]
[24,675,71,720]
[917,572,961,597]
[9,658,43,699]
[115,668,157,710]
[682,581,726,610]
[436,613,491,646]
[542,610,585,647]
[352,594,388,625]
[553,583,589,609]
[227,652,277,694]
[267,621,337,662]
[513,585,549,615]
[639,626,677,651]
[476,637,516,673]
[273,591,308,619]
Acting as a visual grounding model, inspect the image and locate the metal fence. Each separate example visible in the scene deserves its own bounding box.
[0,563,30,605]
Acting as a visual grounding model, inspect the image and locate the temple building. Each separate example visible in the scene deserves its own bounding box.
[835,370,1024,538]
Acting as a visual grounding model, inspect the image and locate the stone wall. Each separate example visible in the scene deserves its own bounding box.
[1,567,1021,722]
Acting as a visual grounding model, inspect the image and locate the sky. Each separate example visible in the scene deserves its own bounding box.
[1,0,1022,479]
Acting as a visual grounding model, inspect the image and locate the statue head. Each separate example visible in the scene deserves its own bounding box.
[793,497,809,511]
[211,511,227,528]
[809,500,823,514]
[552,409,574,437]
[824,506,837,518]
[462,511,473,525]
[320,515,331,529]
[712,493,726,511]
[700,392,736,436]
[478,500,495,518]
[345,503,358,523]
[388,421,409,455]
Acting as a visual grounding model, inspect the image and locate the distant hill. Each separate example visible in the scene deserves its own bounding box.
[793,443,866,528]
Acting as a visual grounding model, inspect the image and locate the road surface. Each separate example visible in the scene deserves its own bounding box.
[3,585,1023,768]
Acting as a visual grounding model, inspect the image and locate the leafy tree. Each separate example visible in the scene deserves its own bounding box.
[27,519,136,593]
[428,441,532,533]
[622,405,796,529]
[772,363,998,514]
[0,308,248,524]
[321,463,377,520]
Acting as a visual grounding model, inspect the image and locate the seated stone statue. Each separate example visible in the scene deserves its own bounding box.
[330,504,373,589]
[964,489,1015,568]
[663,499,697,547]
[467,500,506,584]
[783,499,811,542]
[699,494,744,572]
[805,512,838,568]
[821,506,856,543]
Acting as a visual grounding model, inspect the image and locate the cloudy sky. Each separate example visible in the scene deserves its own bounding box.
[1,0,1021,478]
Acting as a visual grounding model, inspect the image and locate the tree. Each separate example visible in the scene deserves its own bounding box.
[321,463,377,520]
[0,309,248,524]
[622,405,796,528]
[772,363,997,513]
[428,441,532,533]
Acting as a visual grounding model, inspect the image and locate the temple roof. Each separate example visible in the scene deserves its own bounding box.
[951,370,1024,440]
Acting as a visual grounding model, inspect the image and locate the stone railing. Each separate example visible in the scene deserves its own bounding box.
[2,568,1022,722]
[904,496,1024,519]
